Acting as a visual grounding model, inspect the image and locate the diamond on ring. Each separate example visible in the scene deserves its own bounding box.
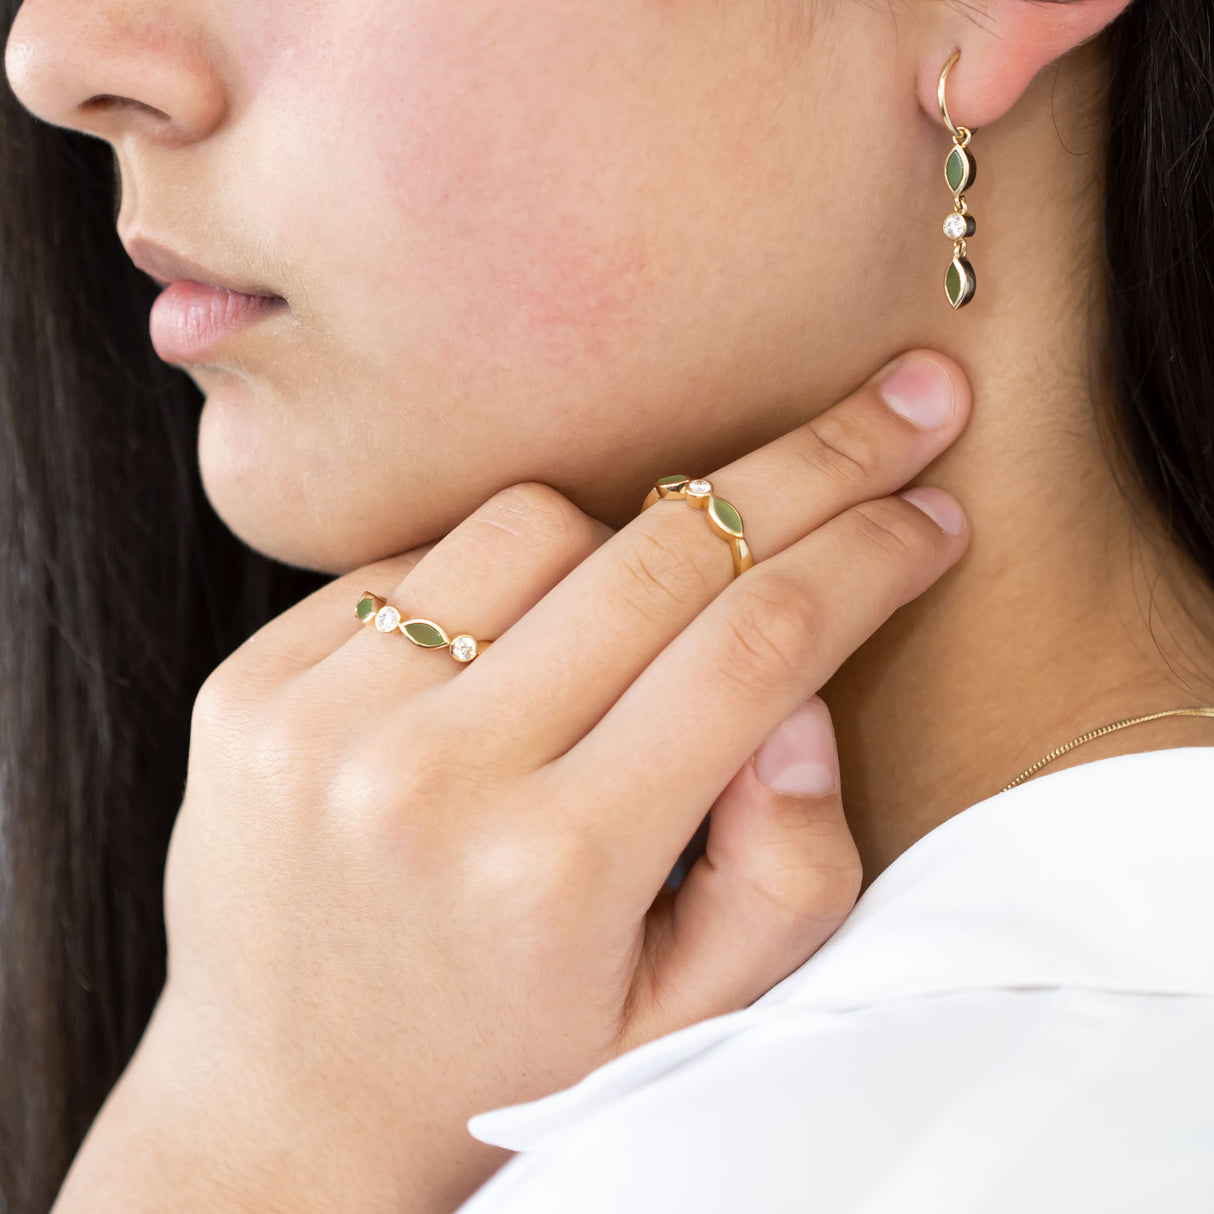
[640,474,755,579]
[356,591,494,663]
[375,605,402,633]
[450,635,479,663]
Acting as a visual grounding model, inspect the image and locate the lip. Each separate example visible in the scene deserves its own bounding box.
[149,282,285,365]
[123,235,282,297]
[122,235,287,365]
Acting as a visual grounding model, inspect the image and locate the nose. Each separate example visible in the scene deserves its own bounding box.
[5,0,227,145]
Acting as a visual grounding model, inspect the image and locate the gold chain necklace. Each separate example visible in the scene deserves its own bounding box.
[1002,706,1214,791]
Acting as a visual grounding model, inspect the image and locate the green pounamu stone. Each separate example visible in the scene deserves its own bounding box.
[945,145,975,195]
[403,619,449,648]
[945,257,976,310]
[356,595,378,622]
[709,496,744,537]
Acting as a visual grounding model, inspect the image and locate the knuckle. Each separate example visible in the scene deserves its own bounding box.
[260,687,346,772]
[479,481,597,557]
[187,678,310,812]
[798,411,882,487]
[779,861,864,933]
[356,715,458,803]
[190,666,228,735]
[190,623,292,748]
[236,686,337,794]
[755,803,864,917]
[619,521,717,609]
[737,851,862,935]
[473,829,589,917]
[716,570,817,693]
[190,662,253,746]
[327,720,466,843]
[848,499,921,565]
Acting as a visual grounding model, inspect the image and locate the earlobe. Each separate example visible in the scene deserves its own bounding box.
[916,0,1133,132]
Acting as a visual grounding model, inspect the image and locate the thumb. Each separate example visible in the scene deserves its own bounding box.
[635,697,862,1041]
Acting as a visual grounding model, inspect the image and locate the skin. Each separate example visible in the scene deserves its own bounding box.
[7,0,1214,1209]
[41,384,974,1212]
[10,0,1214,876]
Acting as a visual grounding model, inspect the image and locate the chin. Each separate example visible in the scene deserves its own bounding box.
[198,466,353,575]
[199,473,434,576]
[194,385,435,577]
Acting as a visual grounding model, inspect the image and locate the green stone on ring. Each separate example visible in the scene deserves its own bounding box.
[708,496,744,538]
[356,594,378,623]
[402,619,449,648]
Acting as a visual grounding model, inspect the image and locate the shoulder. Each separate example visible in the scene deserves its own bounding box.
[458,987,1214,1213]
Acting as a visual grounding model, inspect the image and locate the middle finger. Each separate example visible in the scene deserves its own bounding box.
[451,351,970,761]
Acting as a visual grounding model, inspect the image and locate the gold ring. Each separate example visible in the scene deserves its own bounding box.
[355,591,493,664]
[640,475,755,578]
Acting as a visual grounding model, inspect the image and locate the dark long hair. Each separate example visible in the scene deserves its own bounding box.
[0,6,326,1209]
[1,0,1212,1209]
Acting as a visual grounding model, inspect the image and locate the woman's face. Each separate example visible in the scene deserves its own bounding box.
[6,1,933,572]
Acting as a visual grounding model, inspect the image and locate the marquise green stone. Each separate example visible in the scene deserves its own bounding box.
[945,261,961,303]
[709,497,744,537]
[356,595,377,622]
[656,474,691,491]
[945,258,976,310]
[945,146,974,195]
[403,620,449,648]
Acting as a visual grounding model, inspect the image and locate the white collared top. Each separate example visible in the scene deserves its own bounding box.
[457,746,1214,1213]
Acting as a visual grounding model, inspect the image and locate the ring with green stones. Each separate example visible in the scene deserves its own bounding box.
[640,476,755,579]
[354,591,492,664]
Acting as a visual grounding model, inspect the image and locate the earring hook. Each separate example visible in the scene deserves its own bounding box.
[937,49,971,146]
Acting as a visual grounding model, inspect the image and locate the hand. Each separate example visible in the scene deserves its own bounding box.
[53,352,971,1214]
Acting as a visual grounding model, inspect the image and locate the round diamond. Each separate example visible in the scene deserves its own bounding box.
[687,479,713,496]
[374,605,402,633]
[943,213,968,240]
[450,634,479,663]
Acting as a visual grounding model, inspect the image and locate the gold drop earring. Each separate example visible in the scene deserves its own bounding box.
[938,49,977,309]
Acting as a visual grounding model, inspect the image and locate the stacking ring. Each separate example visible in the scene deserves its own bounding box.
[640,476,755,578]
[355,591,493,664]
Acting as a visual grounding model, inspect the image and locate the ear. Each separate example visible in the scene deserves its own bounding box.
[915,0,1134,133]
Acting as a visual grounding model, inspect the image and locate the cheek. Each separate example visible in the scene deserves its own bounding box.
[205,0,916,569]
[297,1,669,377]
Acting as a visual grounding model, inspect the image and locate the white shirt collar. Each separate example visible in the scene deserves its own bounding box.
[467,746,1214,1152]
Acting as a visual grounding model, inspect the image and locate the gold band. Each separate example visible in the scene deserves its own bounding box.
[355,591,492,664]
[641,475,755,578]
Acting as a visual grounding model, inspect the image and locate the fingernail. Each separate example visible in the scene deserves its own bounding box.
[878,356,955,429]
[898,486,966,535]
[754,697,839,797]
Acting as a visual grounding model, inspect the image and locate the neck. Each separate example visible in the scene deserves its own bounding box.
[825,42,1214,895]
